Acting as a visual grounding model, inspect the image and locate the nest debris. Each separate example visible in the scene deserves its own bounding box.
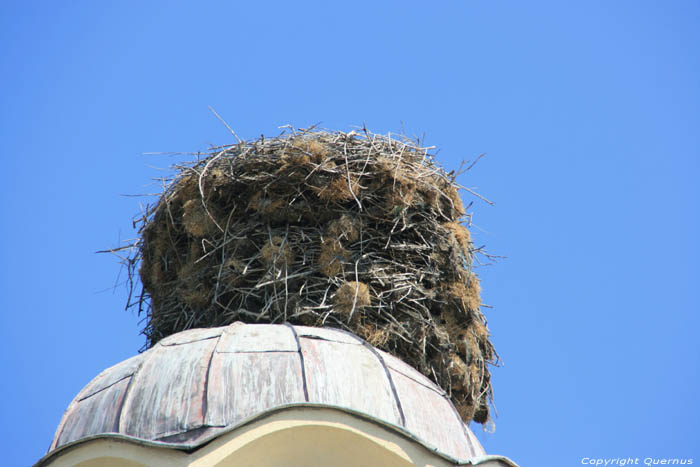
[123,127,498,424]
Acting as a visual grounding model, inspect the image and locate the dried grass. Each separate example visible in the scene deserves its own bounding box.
[334,281,371,317]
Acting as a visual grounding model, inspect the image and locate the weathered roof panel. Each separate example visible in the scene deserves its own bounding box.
[300,337,402,425]
[206,351,305,426]
[378,348,446,396]
[120,337,217,439]
[390,367,485,459]
[294,325,363,344]
[73,353,144,401]
[217,323,297,352]
[159,327,223,346]
[56,376,131,447]
[48,322,489,463]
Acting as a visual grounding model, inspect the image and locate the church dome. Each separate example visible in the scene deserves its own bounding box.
[46,323,490,463]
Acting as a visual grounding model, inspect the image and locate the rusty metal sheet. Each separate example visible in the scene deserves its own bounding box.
[159,327,224,346]
[205,351,305,427]
[56,376,131,447]
[389,368,479,460]
[300,338,402,425]
[120,337,219,439]
[376,349,446,395]
[217,323,297,352]
[75,353,145,401]
[293,325,363,344]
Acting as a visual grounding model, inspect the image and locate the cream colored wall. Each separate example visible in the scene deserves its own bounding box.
[42,407,457,467]
[202,425,416,467]
[44,438,183,467]
[190,408,454,467]
[75,457,149,467]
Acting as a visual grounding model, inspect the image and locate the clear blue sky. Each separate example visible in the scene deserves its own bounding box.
[2,2,698,466]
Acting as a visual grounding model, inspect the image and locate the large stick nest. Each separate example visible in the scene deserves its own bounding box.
[125,127,498,424]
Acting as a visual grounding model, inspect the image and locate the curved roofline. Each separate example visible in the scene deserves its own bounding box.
[36,404,516,467]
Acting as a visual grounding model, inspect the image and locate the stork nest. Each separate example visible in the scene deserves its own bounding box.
[123,127,498,424]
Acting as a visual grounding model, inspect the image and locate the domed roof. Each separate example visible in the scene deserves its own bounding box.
[48,323,486,461]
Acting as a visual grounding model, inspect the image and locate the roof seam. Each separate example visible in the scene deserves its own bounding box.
[51,400,77,451]
[114,352,148,435]
[201,332,224,424]
[313,326,366,343]
[78,374,133,402]
[296,333,362,344]
[384,363,446,396]
[160,334,222,346]
[361,341,406,427]
[285,323,309,402]
[445,386,480,456]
